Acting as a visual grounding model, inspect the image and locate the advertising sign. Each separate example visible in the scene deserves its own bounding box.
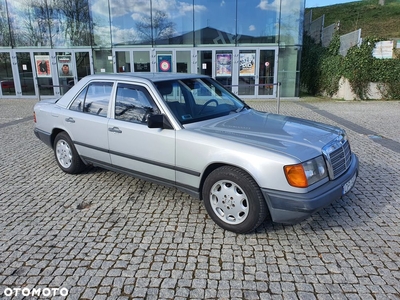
[216,53,232,76]
[57,55,73,77]
[239,53,255,76]
[157,55,172,72]
[35,55,51,77]
[372,41,394,59]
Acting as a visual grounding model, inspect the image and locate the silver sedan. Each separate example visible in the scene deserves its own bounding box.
[33,73,359,233]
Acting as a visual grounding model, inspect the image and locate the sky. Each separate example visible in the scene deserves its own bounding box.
[306,0,361,8]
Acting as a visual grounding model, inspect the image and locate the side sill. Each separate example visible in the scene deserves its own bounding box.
[82,157,200,199]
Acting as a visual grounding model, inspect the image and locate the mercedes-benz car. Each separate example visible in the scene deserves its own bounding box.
[33,73,359,233]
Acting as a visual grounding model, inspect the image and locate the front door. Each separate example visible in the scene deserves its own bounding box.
[108,82,176,183]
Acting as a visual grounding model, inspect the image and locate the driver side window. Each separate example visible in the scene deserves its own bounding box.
[115,83,159,124]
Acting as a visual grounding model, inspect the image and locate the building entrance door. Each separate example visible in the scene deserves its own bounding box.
[258,49,277,98]
[113,48,195,74]
[0,49,93,98]
[0,52,15,97]
[196,48,278,99]
[74,51,93,81]
[55,50,93,95]
[16,52,37,97]
[237,48,277,98]
[113,49,152,73]
[197,49,235,91]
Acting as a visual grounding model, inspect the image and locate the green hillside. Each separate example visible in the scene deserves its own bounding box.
[307,0,400,39]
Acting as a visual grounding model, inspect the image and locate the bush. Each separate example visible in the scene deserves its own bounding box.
[301,34,400,99]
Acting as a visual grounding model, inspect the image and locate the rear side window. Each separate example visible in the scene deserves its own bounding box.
[69,82,113,117]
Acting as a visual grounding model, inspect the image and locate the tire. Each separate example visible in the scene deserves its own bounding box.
[202,166,268,233]
[53,132,85,174]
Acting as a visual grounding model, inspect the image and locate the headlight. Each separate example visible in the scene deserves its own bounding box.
[284,156,328,188]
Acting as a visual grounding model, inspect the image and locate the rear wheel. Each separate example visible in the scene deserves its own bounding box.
[202,166,268,233]
[54,132,85,174]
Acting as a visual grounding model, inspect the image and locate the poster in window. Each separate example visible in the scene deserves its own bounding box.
[35,55,51,77]
[157,55,172,72]
[57,55,73,77]
[216,54,232,77]
[239,53,255,76]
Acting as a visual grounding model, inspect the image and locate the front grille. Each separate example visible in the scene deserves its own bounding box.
[323,136,352,180]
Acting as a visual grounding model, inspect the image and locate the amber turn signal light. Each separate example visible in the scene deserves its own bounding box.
[284,164,308,188]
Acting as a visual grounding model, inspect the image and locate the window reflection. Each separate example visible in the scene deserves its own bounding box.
[53,0,92,47]
[16,52,35,96]
[2,0,304,48]
[133,51,150,72]
[110,0,150,46]
[6,0,92,47]
[93,49,113,73]
[0,0,304,98]
[194,0,236,46]
[8,0,53,47]
[237,0,278,45]
[0,53,14,95]
[89,0,111,47]
[110,0,194,46]
[0,0,11,47]
[280,0,304,45]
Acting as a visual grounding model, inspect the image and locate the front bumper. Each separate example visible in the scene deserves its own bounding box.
[261,153,359,224]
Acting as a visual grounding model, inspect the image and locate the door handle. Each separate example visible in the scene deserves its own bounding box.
[108,127,122,133]
[65,117,75,123]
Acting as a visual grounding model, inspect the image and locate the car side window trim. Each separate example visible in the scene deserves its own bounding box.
[114,83,160,125]
[68,81,114,118]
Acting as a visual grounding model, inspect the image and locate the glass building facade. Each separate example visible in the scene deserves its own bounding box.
[0,0,305,99]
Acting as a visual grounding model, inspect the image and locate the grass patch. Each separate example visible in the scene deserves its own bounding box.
[307,0,400,39]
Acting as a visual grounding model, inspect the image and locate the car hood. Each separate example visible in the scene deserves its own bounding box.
[188,109,344,161]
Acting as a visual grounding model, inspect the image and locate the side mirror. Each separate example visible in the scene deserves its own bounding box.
[147,114,173,130]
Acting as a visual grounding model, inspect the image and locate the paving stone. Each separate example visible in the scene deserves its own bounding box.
[1,99,400,299]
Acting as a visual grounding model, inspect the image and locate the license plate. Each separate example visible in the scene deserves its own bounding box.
[343,173,357,195]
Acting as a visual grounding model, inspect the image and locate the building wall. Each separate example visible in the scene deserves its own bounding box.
[0,0,305,98]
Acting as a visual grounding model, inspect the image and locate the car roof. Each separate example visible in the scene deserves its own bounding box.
[55,72,211,108]
[83,72,209,83]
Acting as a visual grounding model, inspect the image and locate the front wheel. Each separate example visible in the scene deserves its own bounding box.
[202,166,268,233]
[53,132,85,174]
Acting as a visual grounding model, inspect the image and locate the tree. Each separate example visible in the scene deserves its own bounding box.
[136,10,175,44]
[53,0,92,46]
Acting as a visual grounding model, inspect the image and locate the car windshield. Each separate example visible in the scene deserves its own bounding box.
[154,77,246,124]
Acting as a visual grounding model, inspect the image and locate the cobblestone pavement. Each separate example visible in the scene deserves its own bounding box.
[0,98,399,300]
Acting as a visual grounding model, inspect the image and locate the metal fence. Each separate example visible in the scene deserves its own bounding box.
[304,9,362,56]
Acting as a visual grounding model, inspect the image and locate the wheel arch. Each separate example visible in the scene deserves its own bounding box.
[50,128,66,149]
[200,163,271,233]
[199,162,261,200]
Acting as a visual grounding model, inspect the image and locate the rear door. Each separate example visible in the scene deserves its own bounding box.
[63,81,113,164]
[107,82,176,183]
